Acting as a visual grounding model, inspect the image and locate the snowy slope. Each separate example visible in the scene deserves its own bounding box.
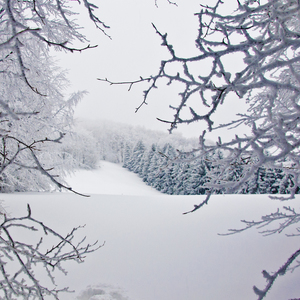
[65,161,162,196]
[1,162,300,300]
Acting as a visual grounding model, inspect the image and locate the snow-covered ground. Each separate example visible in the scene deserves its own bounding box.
[1,161,300,300]
[65,161,162,196]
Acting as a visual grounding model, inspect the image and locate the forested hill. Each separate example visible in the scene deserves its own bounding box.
[63,119,297,196]
[64,118,199,167]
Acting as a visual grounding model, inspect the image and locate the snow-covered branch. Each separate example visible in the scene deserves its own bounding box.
[0,204,102,299]
[98,2,300,298]
[100,0,300,200]
[0,0,107,192]
[253,247,300,300]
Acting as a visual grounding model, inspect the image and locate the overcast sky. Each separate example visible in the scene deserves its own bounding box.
[54,0,246,139]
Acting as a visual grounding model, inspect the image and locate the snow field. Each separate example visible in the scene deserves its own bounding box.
[1,162,300,300]
[64,161,163,196]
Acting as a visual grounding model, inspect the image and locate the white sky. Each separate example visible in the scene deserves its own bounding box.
[54,0,248,139]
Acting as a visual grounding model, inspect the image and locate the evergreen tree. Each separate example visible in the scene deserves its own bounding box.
[140,144,157,182]
[122,143,133,169]
[153,144,176,193]
[146,148,162,188]
[126,141,146,173]
[184,159,207,195]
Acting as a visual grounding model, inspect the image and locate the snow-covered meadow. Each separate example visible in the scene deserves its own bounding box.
[1,161,300,300]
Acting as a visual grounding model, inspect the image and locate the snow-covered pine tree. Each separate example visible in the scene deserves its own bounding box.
[125,140,146,173]
[168,160,184,194]
[140,144,156,181]
[257,168,281,194]
[145,146,162,187]
[183,158,207,195]
[122,143,133,168]
[155,144,177,194]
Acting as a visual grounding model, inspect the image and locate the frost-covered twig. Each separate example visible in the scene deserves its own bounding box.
[99,3,300,298]
[253,247,300,300]
[0,0,107,192]
[220,206,300,236]
[100,0,300,200]
[0,204,102,300]
[0,134,89,196]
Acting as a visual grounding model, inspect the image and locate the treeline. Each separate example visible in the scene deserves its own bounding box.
[122,141,297,195]
[63,119,198,168]
[123,142,209,195]
[65,119,297,195]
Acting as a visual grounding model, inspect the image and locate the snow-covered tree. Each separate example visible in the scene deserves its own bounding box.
[154,0,300,200]
[0,0,108,193]
[102,0,300,197]
[182,158,207,195]
[151,0,300,297]
[0,204,101,300]
[125,140,146,173]
[61,127,99,170]
[140,143,157,181]
[0,1,109,298]
[100,0,300,298]
[144,146,162,186]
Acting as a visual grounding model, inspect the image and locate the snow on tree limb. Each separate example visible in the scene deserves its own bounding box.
[0,0,107,193]
[0,204,102,299]
[252,247,300,300]
[100,0,300,199]
[99,2,300,298]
